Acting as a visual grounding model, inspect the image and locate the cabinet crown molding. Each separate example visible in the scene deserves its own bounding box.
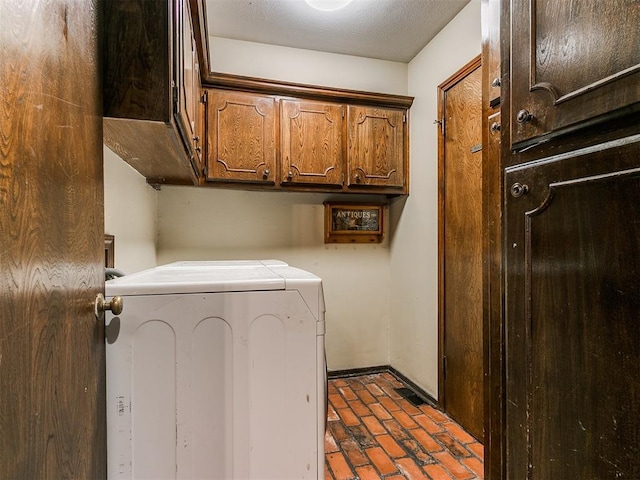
[204,72,414,109]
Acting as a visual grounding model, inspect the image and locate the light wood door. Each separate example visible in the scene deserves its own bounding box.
[438,57,483,440]
[280,99,344,186]
[206,89,276,184]
[0,0,106,477]
[347,105,405,189]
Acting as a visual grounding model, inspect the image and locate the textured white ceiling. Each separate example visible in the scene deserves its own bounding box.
[205,0,471,63]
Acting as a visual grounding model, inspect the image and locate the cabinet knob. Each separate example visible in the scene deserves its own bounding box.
[510,182,529,198]
[355,174,361,182]
[490,122,501,132]
[491,77,501,88]
[192,135,200,142]
[516,109,533,124]
[263,169,270,178]
[287,171,293,179]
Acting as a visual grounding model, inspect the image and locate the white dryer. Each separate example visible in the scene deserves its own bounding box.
[105,260,326,480]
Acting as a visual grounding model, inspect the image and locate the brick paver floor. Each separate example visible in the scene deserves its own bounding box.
[325,373,484,480]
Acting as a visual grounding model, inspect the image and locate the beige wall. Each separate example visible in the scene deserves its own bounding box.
[210,37,408,95]
[390,0,481,398]
[103,3,482,386]
[156,41,408,371]
[104,146,158,274]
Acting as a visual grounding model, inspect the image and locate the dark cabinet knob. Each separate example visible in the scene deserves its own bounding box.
[510,182,529,198]
[516,109,533,124]
[490,122,501,132]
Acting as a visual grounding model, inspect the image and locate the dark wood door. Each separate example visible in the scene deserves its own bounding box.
[280,99,344,186]
[504,135,640,479]
[510,0,640,150]
[0,1,106,477]
[438,57,484,440]
[206,89,276,183]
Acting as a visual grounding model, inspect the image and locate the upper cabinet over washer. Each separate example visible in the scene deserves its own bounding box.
[280,99,344,187]
[103,0,203,185]
[347,106,406,189]
[206,90,276,184]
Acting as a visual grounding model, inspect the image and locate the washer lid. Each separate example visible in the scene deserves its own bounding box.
[106,260,288,296]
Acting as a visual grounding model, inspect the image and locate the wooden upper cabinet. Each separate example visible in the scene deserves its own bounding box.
[280,99,344,186]
[347,106,406,189]
[103,0,198,185]
[206,90,276,183]
[510,0,640,150]
[174,0,203,172]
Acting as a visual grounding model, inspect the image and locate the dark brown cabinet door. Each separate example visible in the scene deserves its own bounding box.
[504,136,640,479]
[347,105,406,190]
[510,0,640,150]
[174,0,203,172]
[206,90,276,183]
[281,99,344,186]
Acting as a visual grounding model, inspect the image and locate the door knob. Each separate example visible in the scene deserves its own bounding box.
[95,293,124,320]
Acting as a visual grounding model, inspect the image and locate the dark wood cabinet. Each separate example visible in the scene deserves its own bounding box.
[509,0,640,150]
[504,136,640,479]
[205,90,276,184]
[280,99,344,187]
[347,106,406,189]
[103,0,201,186]
[485,0,640,478]
[174,0,204,172]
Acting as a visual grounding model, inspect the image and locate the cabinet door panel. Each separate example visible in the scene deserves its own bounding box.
[504,136,640,479]
[281,100,343,186]
[510,0,640,149]
[174,0,202,173]
[347,106,405,189]
[207,90,276,183]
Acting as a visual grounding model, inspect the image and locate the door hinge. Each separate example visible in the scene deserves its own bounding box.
[203,165,208,177]
[403,114,406,123]
[442,355,447,379]
[434,118,445,136]
[202,90,208,104]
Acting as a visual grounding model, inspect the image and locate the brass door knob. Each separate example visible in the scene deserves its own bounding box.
[95,293,124,320]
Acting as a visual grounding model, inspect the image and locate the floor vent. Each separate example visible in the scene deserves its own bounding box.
[395,387,426,406]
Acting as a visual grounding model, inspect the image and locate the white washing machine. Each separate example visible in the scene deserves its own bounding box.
[105,260,326,480]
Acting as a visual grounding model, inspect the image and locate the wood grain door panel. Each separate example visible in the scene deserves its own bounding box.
[438,59,484,440]
[505,135,640,479]
[510,0,640,150]
[280,99,343,186]
[347,106,405,188]
[174,0,202,171]
[207,90,276,183]
[0,0,106,477]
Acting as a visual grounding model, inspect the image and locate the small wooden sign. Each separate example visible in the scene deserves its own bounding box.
[324,202,384,243]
